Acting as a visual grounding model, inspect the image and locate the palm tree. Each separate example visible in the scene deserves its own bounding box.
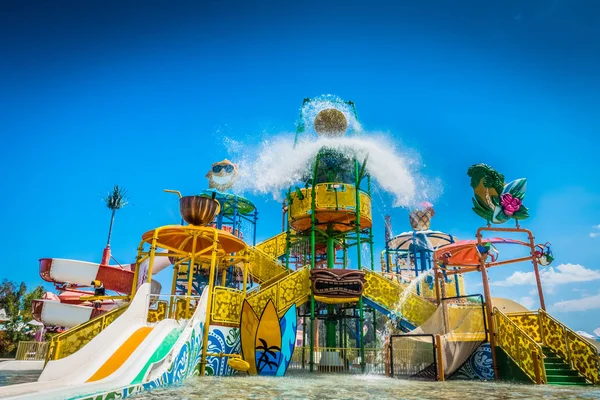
[103,185,129,246]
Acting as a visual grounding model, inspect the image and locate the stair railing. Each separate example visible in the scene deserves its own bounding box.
[538,309,599,384]
[494,307,546,384]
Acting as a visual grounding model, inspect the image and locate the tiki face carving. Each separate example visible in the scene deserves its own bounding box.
[309,269,366,298]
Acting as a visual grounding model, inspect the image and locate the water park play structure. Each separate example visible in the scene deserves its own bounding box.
[1,95,598,399]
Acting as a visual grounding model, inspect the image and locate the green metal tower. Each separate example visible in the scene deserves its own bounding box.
[285,96,376,372]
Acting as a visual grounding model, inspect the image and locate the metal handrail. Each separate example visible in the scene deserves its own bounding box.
[538,308,599,384]
[45,304,128,363]
[494,307,546,384]
[244,246,289,283]
[507,308,600,384]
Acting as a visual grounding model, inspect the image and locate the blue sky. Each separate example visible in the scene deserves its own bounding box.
[1,0,599,333]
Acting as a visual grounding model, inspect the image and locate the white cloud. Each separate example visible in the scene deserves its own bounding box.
[590,232,600,238]
[576,331,597,339]
[595,224,600,230]
[553,293,600,312]
[519,296,535,310]
[493,264,600,287]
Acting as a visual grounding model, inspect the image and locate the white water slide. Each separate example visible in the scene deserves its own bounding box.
[34,252,170,328]
[0,284,208,400]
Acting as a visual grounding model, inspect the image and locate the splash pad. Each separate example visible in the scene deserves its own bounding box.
[0,96,597,400]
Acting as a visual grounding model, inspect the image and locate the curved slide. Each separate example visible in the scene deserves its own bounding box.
[34,252,170,328]
[0,284,209,400]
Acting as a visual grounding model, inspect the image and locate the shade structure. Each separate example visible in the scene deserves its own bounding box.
[141,225,247,255]
[200,189,256,215]
[433,237,528,267]
[387,230,457,252]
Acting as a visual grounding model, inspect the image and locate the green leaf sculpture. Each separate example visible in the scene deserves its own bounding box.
[467,163,529,224]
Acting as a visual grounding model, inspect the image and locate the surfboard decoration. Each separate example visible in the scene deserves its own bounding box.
[254,300,282,375]
[276,304,297,376]
[240,300,259,375]
[239,299,298,376]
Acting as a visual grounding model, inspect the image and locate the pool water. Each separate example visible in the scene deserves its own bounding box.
[1,370,599,399]
[133,372,600,400]
[0,370,41,387]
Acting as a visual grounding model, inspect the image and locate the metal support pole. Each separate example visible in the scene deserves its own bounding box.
[354,160,363,273]
[326,225,336,347]
[367,175,375,271]
[412,231,419,295]
[342,238,347,269]
[253,210,258,246]
[359,296,365,372]
[309,157,319,372]
[285,195,291,270]
[528,232,546,310]
[372,307,377,347]
[477,230,498,380]
[435,334,445,381]
[302,315,306,369]
[200,231,219,376]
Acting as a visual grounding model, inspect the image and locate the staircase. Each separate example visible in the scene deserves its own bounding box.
[245,232,302,285]
[245,267,311,317]
[495,307,599,385]
[542,347,590,386]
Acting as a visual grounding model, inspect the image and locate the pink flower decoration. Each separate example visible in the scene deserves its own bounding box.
[500,193,522,216]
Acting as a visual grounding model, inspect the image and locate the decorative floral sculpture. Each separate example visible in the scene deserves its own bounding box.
[468,163,529,224]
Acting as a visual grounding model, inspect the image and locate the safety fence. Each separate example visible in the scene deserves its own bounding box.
[244,246,289,284]
[388,334,437,380]
[15,341,48,361]
[246,267,311,317]
[255,231,290,259]
[45,304,128,363]
[288,346,386,374]
[210,287,245,325]
[147,294,201,323]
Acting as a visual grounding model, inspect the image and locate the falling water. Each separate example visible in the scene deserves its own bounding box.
[361,242,371,269]
[394,269,434,316]
[381,269,435,338]
[228,133,441,208]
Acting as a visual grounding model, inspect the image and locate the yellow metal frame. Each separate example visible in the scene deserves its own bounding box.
[15,341,48,361]
[130,224,250,376]
[45,304,129,364]
[507,309,600,384]
[494,307,546,384]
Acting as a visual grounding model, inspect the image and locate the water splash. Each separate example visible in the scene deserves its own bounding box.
[297,94,362,136]
[361,242,371,269]
[382,269,435,338]
[229,133,440,208]
[394,269,434,316]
